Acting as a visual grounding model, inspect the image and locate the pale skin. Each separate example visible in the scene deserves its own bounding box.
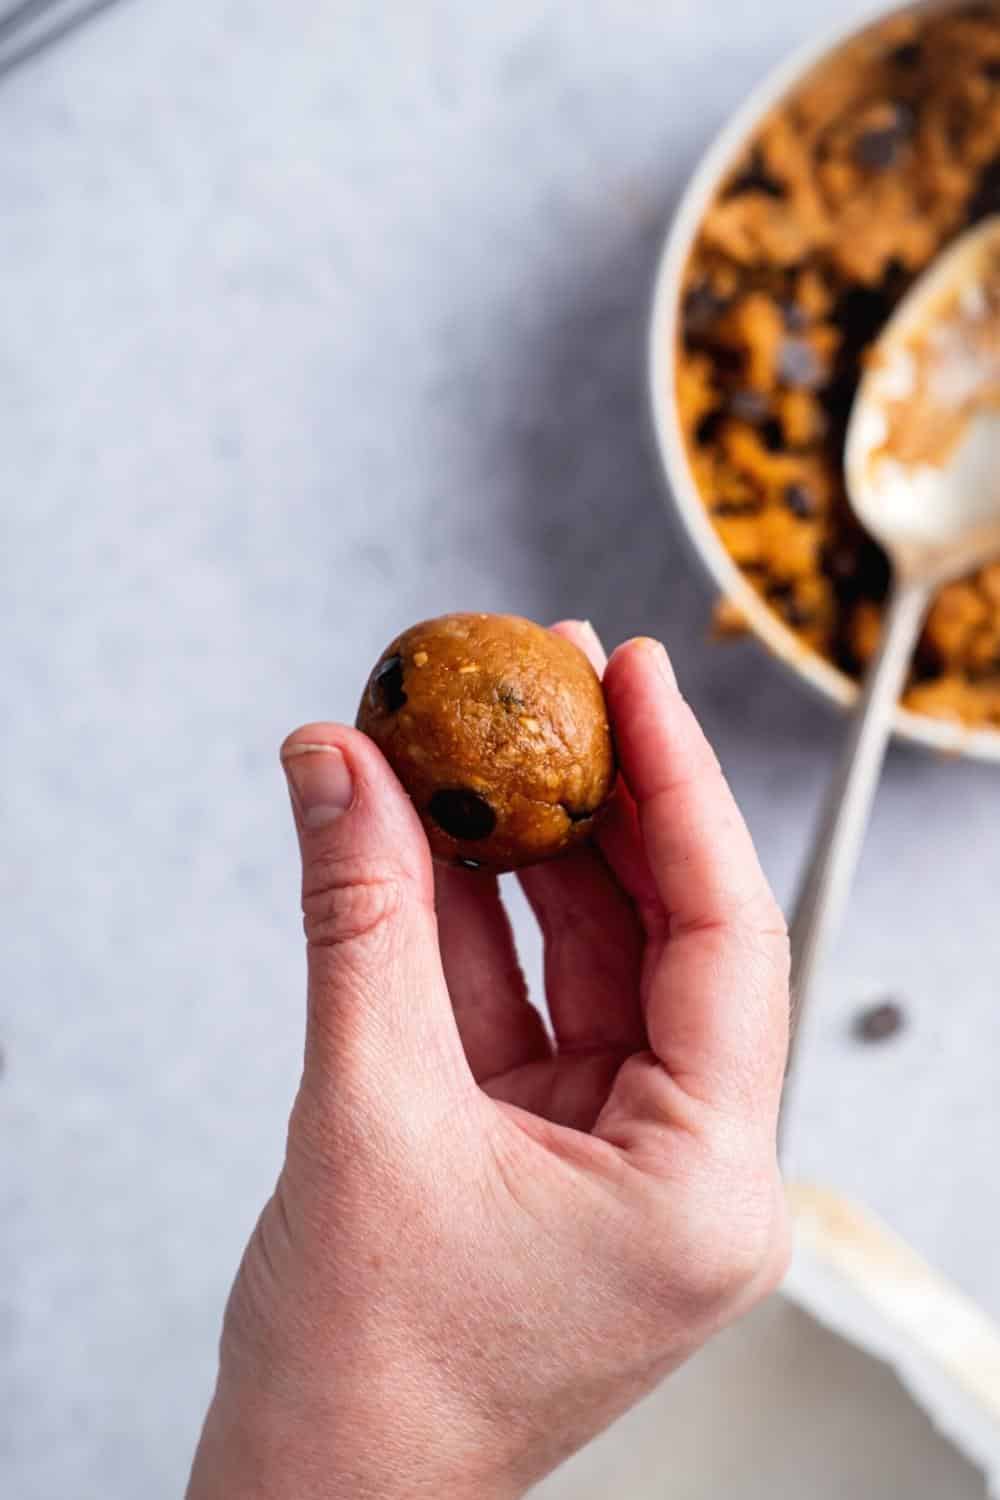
[187,623,791,1500]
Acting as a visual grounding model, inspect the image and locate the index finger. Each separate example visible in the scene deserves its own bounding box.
[602,638,789,1121]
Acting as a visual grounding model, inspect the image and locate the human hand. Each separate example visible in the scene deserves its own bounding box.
[187,623,790,1500]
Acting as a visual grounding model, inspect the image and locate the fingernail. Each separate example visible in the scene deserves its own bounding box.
[578,619,604,655]
[631,637,678,689]
[282,744,355,828]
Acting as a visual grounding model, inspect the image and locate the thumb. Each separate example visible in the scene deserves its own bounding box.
[280,723,469,1119]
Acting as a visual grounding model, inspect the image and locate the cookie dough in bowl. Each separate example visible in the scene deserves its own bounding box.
[357,613,616,873]
[650,0,1000,760]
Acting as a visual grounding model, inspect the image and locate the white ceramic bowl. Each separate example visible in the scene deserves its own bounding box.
[648,0,1000,762]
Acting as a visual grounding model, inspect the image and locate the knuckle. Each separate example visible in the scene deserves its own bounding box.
[755,893,791,958]
[302,857,405,949]
[729,890,791,976]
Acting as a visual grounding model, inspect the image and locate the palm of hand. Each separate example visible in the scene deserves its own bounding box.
[436,622,788,1171]
[437,834,654,1137]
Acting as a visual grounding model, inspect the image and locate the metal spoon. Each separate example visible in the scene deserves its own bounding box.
[782,215,1000,1126]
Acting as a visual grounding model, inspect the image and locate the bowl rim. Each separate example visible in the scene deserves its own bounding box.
[647,0,1000,764]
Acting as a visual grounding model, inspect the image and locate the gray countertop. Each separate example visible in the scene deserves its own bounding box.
[2,2,998,1495]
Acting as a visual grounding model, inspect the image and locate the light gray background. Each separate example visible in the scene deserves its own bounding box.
[2,1,997,1495]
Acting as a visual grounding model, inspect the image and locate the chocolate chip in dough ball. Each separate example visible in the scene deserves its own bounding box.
[356,613,616,873]
[369,654,407,713]
[428,788,498,842]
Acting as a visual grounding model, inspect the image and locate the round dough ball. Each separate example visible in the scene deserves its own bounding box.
[357,613,615,872]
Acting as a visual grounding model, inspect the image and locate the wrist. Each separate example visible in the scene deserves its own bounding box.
[187,1373,522,1500]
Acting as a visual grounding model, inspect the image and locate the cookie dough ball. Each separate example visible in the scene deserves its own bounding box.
[357,613,615,872]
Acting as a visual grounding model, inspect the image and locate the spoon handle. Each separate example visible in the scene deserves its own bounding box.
[782,576,932,1127]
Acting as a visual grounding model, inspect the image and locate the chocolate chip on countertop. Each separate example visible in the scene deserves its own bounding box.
[853,999,906,1043]
[370,654,407,713]
[429,788,497,842]
[778,338,823,389]
[784,482,817,518]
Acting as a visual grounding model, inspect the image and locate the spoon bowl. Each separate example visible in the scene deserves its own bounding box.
[845,215,1000,583]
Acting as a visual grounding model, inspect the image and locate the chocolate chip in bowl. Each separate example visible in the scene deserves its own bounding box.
[357,613,616,873]
[650,0,1000,759]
